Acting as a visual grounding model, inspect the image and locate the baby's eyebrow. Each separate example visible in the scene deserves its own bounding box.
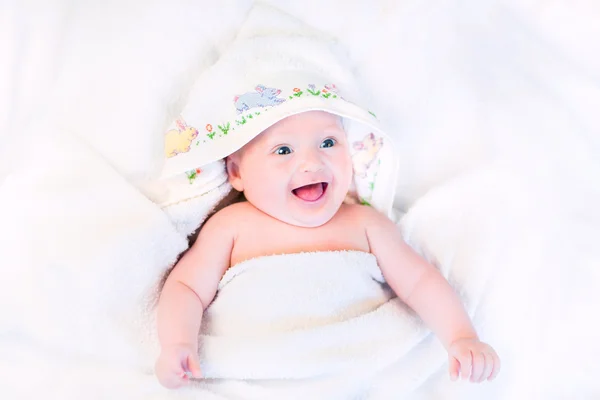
[321,127,346,136]
[327,120,345,130]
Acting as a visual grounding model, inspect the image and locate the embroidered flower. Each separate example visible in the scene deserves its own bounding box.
[218,122,231,135]
[186,169,201,184]
[306,84,320,96]
[322,89,328,93]
[292,87,304,98]
[206,124,213,132]
[325,84,338,92]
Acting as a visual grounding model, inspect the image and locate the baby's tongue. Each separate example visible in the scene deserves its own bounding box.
[294,183,324,201]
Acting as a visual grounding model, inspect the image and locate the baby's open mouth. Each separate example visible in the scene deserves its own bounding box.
[292,182,328,202]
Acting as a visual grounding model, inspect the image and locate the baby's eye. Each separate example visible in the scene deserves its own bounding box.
[320,138,336,148]
[275,146,292,155]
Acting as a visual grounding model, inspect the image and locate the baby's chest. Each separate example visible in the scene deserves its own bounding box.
[231,220,370,266]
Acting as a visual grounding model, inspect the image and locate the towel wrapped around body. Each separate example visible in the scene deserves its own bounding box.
[195,250,449,399]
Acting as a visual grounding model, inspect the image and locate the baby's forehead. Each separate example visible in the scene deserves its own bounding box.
[232,111,345,158]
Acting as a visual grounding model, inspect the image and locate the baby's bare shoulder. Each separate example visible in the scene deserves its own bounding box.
[338,203,388,226]
[207,201,258,231]
[214,201,253,218]
[212,201,252,221]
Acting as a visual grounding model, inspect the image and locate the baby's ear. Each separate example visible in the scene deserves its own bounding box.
[226,156,244,192]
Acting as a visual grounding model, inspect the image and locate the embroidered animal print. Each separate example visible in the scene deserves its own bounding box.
[352,133,383,178]
[165,117,199,158]
[233,85,285,114]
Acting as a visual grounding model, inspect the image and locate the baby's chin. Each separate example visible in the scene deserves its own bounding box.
[251,195,346,228]
[273,208,340,228]
[285,216,333,228]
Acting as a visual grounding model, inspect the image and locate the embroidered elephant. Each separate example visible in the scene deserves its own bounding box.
[164,117,199,158]
[233,85,285,114]
[352,133,383,178]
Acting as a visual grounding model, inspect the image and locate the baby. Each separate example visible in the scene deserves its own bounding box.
[155,110,500,389]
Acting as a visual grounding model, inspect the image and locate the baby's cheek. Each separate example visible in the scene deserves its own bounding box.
[258,174,285,196]
[342,157,354,178]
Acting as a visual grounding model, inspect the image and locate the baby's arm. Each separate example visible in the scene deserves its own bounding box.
[364,207,500,382]
[155,208,235,389]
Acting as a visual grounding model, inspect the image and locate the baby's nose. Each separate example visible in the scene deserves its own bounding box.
[300,153,324,172]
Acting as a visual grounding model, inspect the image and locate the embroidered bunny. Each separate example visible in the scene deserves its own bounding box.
[352,133,383,178]
[164,118,199,158]
[233,85,285,114]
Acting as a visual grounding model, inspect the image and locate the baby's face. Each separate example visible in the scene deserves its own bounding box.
[227,111,353,227]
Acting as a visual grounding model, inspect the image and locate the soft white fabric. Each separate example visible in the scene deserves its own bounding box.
[0,126,185,377]
[1,1,600,399]
[189,249,483,398]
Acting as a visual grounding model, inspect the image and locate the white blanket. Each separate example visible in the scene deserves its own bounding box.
[198,251,451,394]
[2,1,600,399]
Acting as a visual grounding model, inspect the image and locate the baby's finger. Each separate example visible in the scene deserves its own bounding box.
[488,351,502,380]
[470,352,486,383]
[459,350,473,380]
[480,352,494,381]
[178,368,197,387]
[186,355,203,379]
[176,366,194,386]
[179,370,192,379]
[449,357,460,381]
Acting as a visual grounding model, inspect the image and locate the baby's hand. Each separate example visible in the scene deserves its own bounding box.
[155,344,202,389]
[448,338,500,383]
